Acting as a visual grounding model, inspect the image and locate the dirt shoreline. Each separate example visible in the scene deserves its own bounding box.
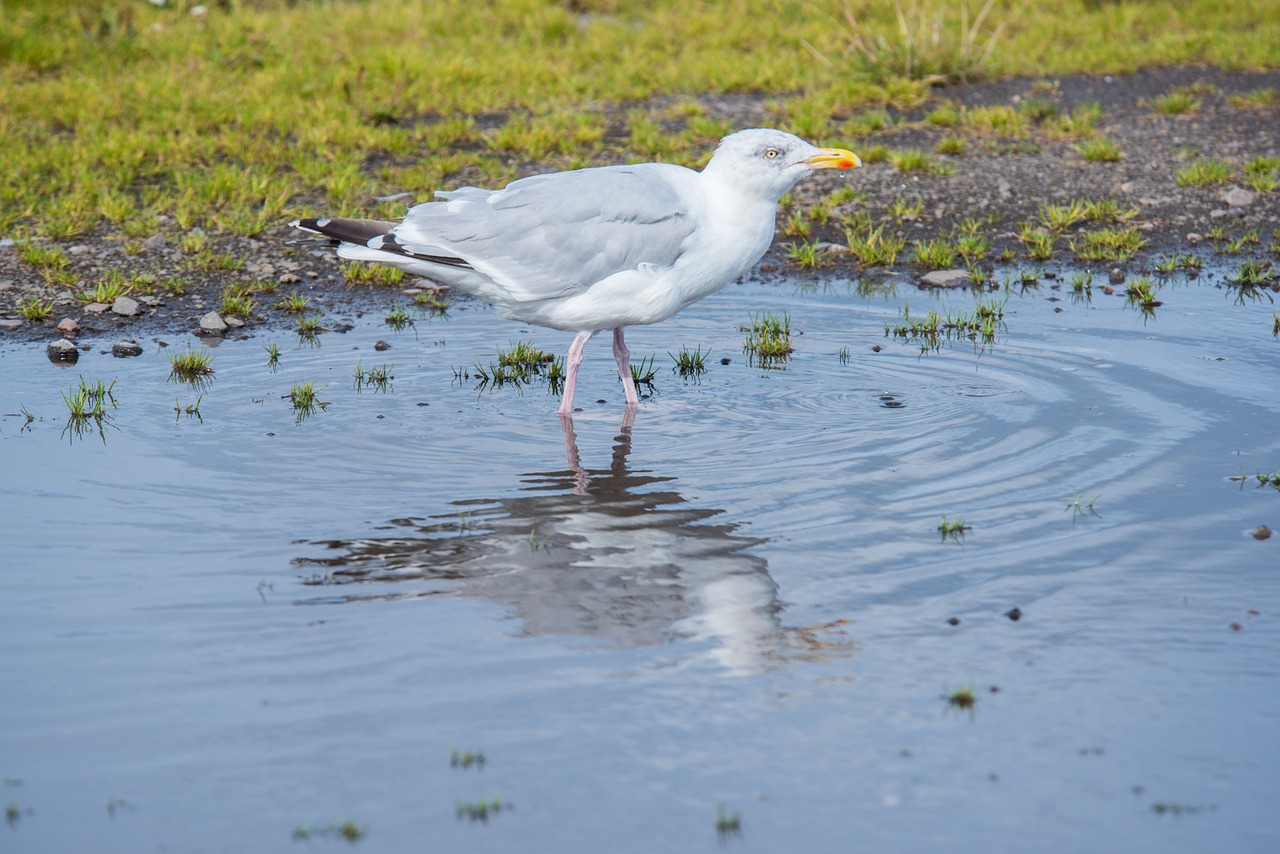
[2,66,1277,347]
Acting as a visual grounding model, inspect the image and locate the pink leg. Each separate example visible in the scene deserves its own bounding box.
[613,328,639,407]
[557,331,593,416]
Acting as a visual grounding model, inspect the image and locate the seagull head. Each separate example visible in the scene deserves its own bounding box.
[702,128,861,202]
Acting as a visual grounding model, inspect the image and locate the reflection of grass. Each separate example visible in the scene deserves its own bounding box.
[938,514,970,542]
[288,381,329,422]
[168,347,215,383]
[715,804,743,841]
[670,345,710,376]
[450,748,486,770]
[743,311,793,366]
[947,683,976,711]
[62,376,118,443]
[292,819,364,842]
[1066,490,1100,522]
[456,796,509,823]
[353,361,394,393]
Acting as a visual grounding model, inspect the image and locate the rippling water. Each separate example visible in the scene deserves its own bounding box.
[2,272,1277,853]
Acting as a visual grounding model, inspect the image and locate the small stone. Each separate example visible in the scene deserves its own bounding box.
[47,338,79,362]
[947,617,960,626]
[278,273,300,284]
[141,233,166,251]
[1251,525,1272,541]
[225,316,245,328]
[111,340,143,358]
[374,340,391,351]
[1005,607,1023,622]
[0,318,22,331]
[85,302,110,314]
[918,269,972,289]
[1223,186,1256,207]
[1109,268,1126,285]
[402,288,424,296]
[996,178,1012,198]
[199,311,227,333]
[111,296,141,317]
[57,318,80,335]
[1186,232,1203,244]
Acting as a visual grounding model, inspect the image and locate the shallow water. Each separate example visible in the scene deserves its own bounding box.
[2,270,1278,853]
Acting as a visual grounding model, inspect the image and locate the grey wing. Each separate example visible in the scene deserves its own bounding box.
[391,164,699,302]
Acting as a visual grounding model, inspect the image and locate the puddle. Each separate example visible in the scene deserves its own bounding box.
[2,271,1278,852]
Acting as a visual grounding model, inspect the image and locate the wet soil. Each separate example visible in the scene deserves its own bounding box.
[1,66,1277,345]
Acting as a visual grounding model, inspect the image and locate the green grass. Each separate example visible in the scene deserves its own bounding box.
[911,238,959,269]
[384,305,413,330]
[353,361,394,393]
[167,346,215,382]
[629,354,659,389]
[1039,200,1087,232]
[1151,88,1203,114]
[343,262,405,287]
[19,295,56,322]
[946,682,977,712]
[939,513,970,541]
[671,344,710,376]
[450,749,487,770]
[889,148,953,176]
[783,240,823,268]
[413,291,451,313]
[743,311,793,366]
[292,820,364,842]
[287,380,329,422]
[62,376,117,420]
[277,292,309,313]
[887,299,1004,352]
[1229,87,1276,108]
[1071,226,1146,261]
[1075,137,1123,162]
[2,0,1278,252]
[1176,158,1234,186]
[716,804,743,840]
[846,224,906,266]
[935,135,966,155]
[456,796,509,823]
[1125,275,1163,316]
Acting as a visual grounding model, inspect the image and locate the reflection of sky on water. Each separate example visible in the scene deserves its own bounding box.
[295,412,852,674]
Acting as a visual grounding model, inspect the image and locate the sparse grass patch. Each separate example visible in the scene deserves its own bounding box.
[456,796,510,823]
[946,682,977,713]
[1081,198,1139,223]
[219,287,255,319]
[384,305,414,330]
[62,375,118,442]
[935,135,966,155]
[846,224,906,266]
[784,241,823,268]
[858,144,891,164]
[287,381,330,422]
[889,148,952,175]
[168,347,215,383]
[414,291,450,313]
[942,514,967,540]
[1071,227,1146,261]
[292,820,364,842]
[1151,88,1202,115]
[743,311,793,367]
[450,749,487,770]
[1075,137,1123,162]
[887,299,1004,352]
[1228,87,1276,108]
[1125,275,1163,316]
[629,354,659,390]
[18,241,69,270]
[19,295,56,322]
[671,344,710,377]
[961,104,1029,137]
[1039,200,1087,232]
[716,804,743,841]
[76,269,132,304]
[1066,490,1100,521]
[342,262,405,286]
[277,292,310,313]
[911,238,959,268]
[1016,222,1056,261]
[1176,158,1234,186]
[888,195,924,223]
[353,361,394,392]
[1244,156,1280,193]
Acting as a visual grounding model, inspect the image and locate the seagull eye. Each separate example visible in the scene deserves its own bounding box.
[764,148,781,159]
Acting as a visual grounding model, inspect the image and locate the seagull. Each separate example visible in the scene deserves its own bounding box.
[292,128,860,415]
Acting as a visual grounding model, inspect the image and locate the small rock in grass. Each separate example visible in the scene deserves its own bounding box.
[199,311,227,333]
[112,296,142,317]
[918,269,971,289]
[1223,187,1256,207]
[112,340,143,358]
[47,338,79,362]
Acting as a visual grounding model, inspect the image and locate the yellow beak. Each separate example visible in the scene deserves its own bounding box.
[808,148,862,170]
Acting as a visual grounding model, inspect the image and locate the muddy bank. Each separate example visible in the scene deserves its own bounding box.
[1,66,1277,345]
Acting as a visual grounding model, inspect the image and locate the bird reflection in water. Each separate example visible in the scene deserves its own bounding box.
[294,412,851,674]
